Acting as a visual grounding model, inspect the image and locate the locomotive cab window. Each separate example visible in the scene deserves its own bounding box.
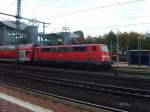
[100,45,108,52]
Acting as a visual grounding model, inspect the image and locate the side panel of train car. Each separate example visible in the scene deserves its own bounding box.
[34,44,111,67]
[0,44,34,62]
[0,46,16,61]
[0,44,112,68]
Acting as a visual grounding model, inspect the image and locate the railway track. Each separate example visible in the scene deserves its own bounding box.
[0,82,126,112]
[2,70,150,98]
[115,65,150,70]
[1,63,150,90]
[0,62,150,78]
[0,69,150,111]
[114,67,150,75]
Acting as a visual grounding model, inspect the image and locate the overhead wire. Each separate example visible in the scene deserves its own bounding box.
[18,0,150,34]
[22,0,61,13]
[46,0,150,31]
[41,0,147,21]
[44,0,85,11]
[82,22,150,30]
[39,0,149,33]
[23,0,86,15]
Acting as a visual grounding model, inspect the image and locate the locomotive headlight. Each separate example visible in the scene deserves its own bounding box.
[101,54,110,59]
[101,55,107,58]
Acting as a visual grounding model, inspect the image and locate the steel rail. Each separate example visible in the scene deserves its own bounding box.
[1,70,150,99]
[1,70,150,111]
[0,81,126,112]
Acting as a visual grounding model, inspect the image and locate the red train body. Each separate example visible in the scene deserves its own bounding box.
[0,44,112,68]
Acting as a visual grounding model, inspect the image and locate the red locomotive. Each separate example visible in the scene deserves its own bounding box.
[0,44,112,69]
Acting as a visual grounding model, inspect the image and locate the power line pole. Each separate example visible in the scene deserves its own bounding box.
[62,26,70,44]
[43,23,46,45]
[138,36,141,65]
[115,30,119,76]
[16,0,21,63]
[41,22,51,45]
[116,30,119,68]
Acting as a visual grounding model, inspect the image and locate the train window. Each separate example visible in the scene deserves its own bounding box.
[26,51,30,55]
[67,47,73,52]
[51,48,57,52]
[60,47,68,52]
[100,45,108,52]
[57,47,64,52]
[63,47,68,52]
[57,47,62,52]
[51,47,62,52]
[41,48,51,52]
[58,47,63,52]
[73,46,86,52]
[92,46,96,51]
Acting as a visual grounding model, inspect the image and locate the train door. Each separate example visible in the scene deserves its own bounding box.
[19,50,26,61]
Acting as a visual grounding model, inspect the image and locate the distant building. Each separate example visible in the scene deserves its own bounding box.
[0,21,38,46]
[44,32,80,45]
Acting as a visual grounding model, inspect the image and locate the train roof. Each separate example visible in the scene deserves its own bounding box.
[0,45,16,50]
[0,44,34,50]
[37,44,106,48]
[0,44,107,50]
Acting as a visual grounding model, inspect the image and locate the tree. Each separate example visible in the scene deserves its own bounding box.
[118,32,128,54]
[93,36,105,44]
[105,31,117,53]
[128,32,141,50]
[73,30,85,43]
[74,30,84,37]
[142,34,150,49]
[84,35,93,44]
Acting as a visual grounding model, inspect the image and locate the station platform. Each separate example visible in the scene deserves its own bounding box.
[113,62,150,69]
[0,97,32,112]
[0,83,90,112]
[0,83,109,112]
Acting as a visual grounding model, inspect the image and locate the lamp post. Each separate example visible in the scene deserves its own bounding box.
[138,36,141,65]
[116,30,119,68]
[110,39,113,60]
[138,36,142,50]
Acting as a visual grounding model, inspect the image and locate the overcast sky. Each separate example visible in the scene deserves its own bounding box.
[0,0,150,36]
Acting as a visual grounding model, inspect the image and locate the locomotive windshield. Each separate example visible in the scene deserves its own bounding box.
[101,45,108,52]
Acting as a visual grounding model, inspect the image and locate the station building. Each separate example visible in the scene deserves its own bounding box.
[44,32,80,45]
[0,21,38,46]
[0,21,81,46]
